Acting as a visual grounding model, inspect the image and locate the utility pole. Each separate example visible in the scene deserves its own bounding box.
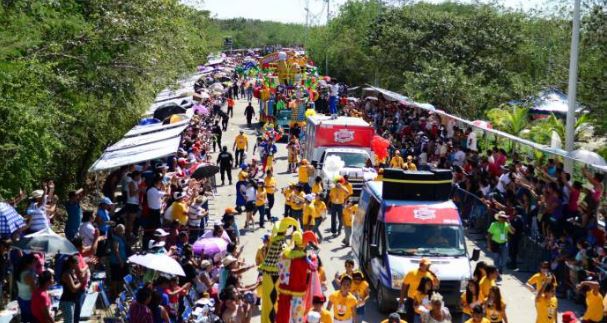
[374,0,382,87]
[304,0,310,49]
[564,0,580,173]
[325,0,330,76]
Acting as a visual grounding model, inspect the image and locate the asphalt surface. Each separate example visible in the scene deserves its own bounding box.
[207,98,583,323]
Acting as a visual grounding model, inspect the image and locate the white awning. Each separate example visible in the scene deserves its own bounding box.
[89,137,180,172]
[124,119,189,137]
[106,125,187,152]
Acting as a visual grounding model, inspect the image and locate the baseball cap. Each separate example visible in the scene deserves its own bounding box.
[562,311,578,323]
[225,207,238,214]
[99,197,115,205]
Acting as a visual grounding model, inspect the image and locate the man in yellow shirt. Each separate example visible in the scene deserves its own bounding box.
[264,169,277,219]
[329,182,349,237]
[399,258,439,323]
[535,283,557,323]
[328,275,357,323]
[342,199,357,246]
[233,130,249,167]
[302,194,316,231]
[255,180,269,228]
[390,151,405,168]
[313,194,327,240]
[290,184,305,227]
[171,192,188,226]
[342,175,354,198]
[298,159,315,193]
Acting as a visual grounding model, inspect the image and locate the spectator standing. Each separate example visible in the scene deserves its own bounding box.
[125,171,142,238]
[31,270,55,323]
[59,256,82,323]
[64,188,84,240]
[16,254,36,322]
[77,210,96,248]
[26,181,54,233]
[487,211,514,275]
[129,287,154,323]
[96,197,115,237]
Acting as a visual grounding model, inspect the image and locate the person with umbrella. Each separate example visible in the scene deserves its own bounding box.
[217,146,234,186]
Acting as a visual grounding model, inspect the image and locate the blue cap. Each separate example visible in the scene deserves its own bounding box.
[99,197,115,205]
[240,163,248,170]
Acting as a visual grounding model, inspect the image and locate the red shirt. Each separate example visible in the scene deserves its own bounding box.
[31,288,51,323]
[568,187,580,212]
[227,98,235,108]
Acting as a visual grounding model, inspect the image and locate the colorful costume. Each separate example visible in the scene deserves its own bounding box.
[259,217,300,323]
[276,231,314,323]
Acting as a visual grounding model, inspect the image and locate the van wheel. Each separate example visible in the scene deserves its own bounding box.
[376,283,391,314]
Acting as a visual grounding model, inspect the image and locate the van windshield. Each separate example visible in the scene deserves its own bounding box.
[324,152,368,168]
[385,224,466,257]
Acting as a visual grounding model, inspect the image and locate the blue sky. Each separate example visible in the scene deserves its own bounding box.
[189,0,554,24]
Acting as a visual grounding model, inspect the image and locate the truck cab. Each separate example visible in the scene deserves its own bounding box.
[350,169,477,313]
[317,147,376,200]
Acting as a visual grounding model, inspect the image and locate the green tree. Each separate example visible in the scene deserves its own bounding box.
[486,106,530,136]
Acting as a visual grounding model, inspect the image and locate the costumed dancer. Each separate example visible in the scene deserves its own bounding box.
[275,230,317,323]
[259,217,300,323]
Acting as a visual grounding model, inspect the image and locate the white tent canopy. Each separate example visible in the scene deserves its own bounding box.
[124,119,189,138]
[89,136,181,172]
[106,124,187,152]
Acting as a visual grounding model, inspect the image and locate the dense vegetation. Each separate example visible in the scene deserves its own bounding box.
[0,0,218,197]
[306,1,607,134]
[214,18,307,49]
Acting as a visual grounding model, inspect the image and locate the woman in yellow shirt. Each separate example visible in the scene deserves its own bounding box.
[282,183,295,217]
[302,194,316,231]
[312,176,324,194]
[264,169,277,219]
[328,275,358,323]
[298,159,314,193]
[578,281,603,323]
[535,283,557,323]
[351,271,369,323]
[461,279,481,321]
[342,200,357,246]
[466,305,490,323]
[413,276,435,318]
[483,286,508,323]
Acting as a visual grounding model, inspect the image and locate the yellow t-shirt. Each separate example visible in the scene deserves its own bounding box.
[256,189,267,206]
[583,290,604,321]
[405,162,417,171]
[527,272,557,290]
[390,156,404,168]
[172,201,188,225]
[314,200,327,219]
[264,176,277,194]
[485,301,506,323]
[413,290,430,314]
[329,187,348,205]
[329,291,357,321]
[535,295,557,323]
[312,182,323,194]
[464,319,490,323]
[343,204,358,227]
[238,170,249,181]
[290,191,305,210]
[319,308,333,323]
[255,245,267,266]
[343,182,353,197]
[303,203,316,226]
[403,269,434,299]
[234,134,248,150]
[351,280,369,301]
[460,291,480,315]
[479,276,496,301]
[298,165,310,184]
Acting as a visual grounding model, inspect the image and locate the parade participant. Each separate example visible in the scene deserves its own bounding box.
[405,156,417,171]
[282,182,295,217]
[461,279,481,322]
[255,234,270,266]
[327,275,357,323]
[263,138,277,173]
[244,181,256,230]
[535,283,557,323]
[302,194,317,231]
[399,258,439,323]
[479,265,498,301]
[289,184,305,227]
[329,181,349,238]
[276,231,316,322]
[264,169,277,219]
[483,286,507,323]
[256,179,271,228]
[341,176,354,198]
[313,193,327,240]
[217,146,234,186]
[526,262,557,294]
[351,271,369,323]
[577,280,603,323]
[298,159,314,193]
[390,151,405,169]
[312,176,324,195]
[333,259,355,290]
[227,96,235,117]
[287,136,300,173]
[342,199,357,246]
[465,305,489,323]
[413,276,436,319]
[381,312,408,323]
[308,295,333,323]
[419,293,451,323]
[259,217,300,323]
[233,130,248,167]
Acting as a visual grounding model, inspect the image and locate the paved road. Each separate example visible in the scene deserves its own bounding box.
[207,98,582,322]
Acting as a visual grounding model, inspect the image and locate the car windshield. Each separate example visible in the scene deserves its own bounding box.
[324,152,368,168]
[385,224,466,257]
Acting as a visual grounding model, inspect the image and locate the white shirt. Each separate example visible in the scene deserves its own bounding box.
[446,119,456,138]
[467,131,478,152]
[26,197,49,232]
[245,187,256,202]
[188,203,204,227]
[126,177,140,205]
[78,222,96,247]
[146,187,165,210]
[496,172,511,193]
[330,84,339,97]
